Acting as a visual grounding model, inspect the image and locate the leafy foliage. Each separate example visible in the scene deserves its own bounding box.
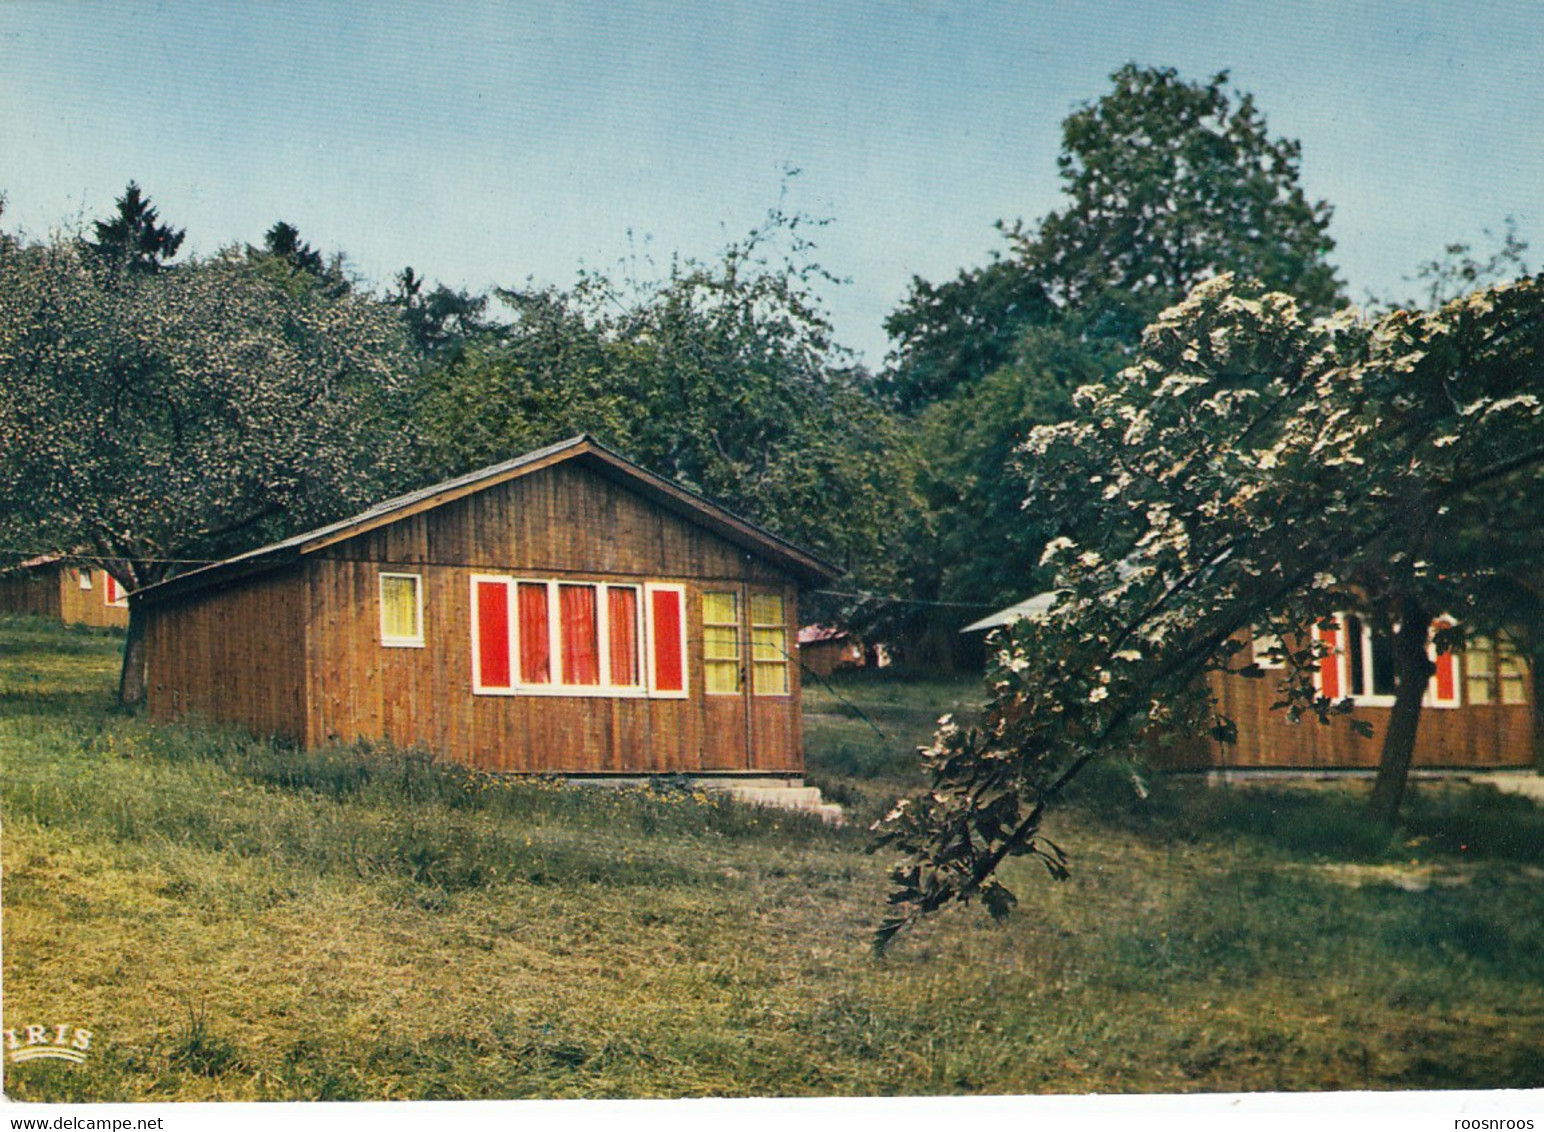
[388,265,494,359]
[1021,64,1341,319]
[245,221,351,298]
[413,208,918,594]
[872,274,1544,949]
[0,239,416,586]
[0,235,417,700]
[882,256,1054,413]
[877,65,1346,665]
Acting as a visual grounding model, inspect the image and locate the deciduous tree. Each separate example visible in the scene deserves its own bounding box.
[0,237,416,703]
[872,275,1544,948]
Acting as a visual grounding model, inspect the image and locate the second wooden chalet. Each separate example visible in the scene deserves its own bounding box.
[0,556,131,629]
[133,436,841,778]
[966,596,1536,771]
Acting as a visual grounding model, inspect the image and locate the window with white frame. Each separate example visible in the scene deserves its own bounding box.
[472,576,670,697]
[702,590,742,695]
[77,569,93,591]
[1315,612,1464,707]
[750,592,790,696]
[104,573,129,608]
[379,573,424,647]
[1250,628,1286,670]
[1425,617,1460,709]
[1341,613,1397,703]
[1465,633,1529,706]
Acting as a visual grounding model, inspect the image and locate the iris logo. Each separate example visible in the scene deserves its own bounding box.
[4,1024,93,1064]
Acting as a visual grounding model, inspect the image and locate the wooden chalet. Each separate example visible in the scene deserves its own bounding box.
[797,625,864,678]
[133,436,841,778]
[966,597,1536,771]
[1179,618,1535,771]
[0,556,131,629]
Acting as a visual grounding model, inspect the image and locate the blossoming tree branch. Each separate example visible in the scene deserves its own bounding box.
[872,274,1544,950]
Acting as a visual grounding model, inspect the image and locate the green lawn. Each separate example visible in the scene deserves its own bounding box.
[4,614,1543,1100]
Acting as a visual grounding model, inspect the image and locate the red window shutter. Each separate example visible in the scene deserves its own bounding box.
[1432,618,1457,703]
[518,582,551,685]
[475,581,511,689]
[608,587,639,686]
[1318,621,1340,699]
[650,588,684,693]
[560,584,600,686]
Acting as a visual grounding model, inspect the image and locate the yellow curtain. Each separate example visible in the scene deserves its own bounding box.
[381,576,420,640]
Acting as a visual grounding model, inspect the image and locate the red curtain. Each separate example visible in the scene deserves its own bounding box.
[1433,618,1457,702]
[518,583,551,684]
[650,588,683,693]
[476,581,511,688]
[560,584,600,685]
[609,587,639,686]
[1318,621,1340,699]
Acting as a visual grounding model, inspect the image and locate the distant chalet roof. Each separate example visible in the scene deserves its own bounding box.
[961,591,1064,633]
[136,435,842,606]
[797,624,853,646]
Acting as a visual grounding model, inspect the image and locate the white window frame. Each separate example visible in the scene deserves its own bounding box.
[77,569,93,591]
[1318,611,1466,709]
[379,572,425,648]
[749,590,792,698]
[104,573,129,608]
[1496,633,1530,706]
[701,589,743,697]
[470,575,516,694]
[1424,616,1461,709]
[1340,613,1398,707]
[642,582,689,699]
[470,575,647,698]
[1250,628,1286,670]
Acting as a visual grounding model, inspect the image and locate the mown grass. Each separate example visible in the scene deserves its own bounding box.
[4,615,1544,1100]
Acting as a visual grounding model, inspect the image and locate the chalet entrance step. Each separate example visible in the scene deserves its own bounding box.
[560,774,846,824]
[695,779,846,825]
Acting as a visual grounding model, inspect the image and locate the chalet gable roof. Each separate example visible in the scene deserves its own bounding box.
[137,435,841,605]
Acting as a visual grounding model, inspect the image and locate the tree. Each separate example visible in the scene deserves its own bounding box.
[1021,64,1341,320]
[877,65,1345,666]
[872,274,1544,948]
[240,221,352,298]
[388,266,494,358]
[262,220,325,274]
[881,255,1054,413]
[884,65,1343,417]
[0,237,416,703]
[1406,217,1531,309]
[412,208,918,599]
[87,181,186,275]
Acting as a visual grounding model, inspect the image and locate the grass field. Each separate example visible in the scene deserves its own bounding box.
[4,614,1544,1101]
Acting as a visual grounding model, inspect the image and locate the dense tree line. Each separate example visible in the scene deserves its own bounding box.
[2,63,1537,836]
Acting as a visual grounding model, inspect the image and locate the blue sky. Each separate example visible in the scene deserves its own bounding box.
[2,1,1540,364]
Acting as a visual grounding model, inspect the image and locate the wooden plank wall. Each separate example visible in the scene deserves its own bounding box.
[308,462,806,774]
[1152,637,1535,770]
[0,568,62,620]
[57,568,131,629]
[143,565,308,739]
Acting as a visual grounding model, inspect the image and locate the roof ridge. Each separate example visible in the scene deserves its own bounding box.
[134,436,839,605]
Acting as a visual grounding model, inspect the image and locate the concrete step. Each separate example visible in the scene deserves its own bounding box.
[698,780,845,825]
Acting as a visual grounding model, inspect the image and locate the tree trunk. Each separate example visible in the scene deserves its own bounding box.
[118,604,148,707]
[1366,599,1434,825]
[918,611,958,675]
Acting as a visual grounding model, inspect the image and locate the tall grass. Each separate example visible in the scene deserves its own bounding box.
[5,616,1544,1100]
